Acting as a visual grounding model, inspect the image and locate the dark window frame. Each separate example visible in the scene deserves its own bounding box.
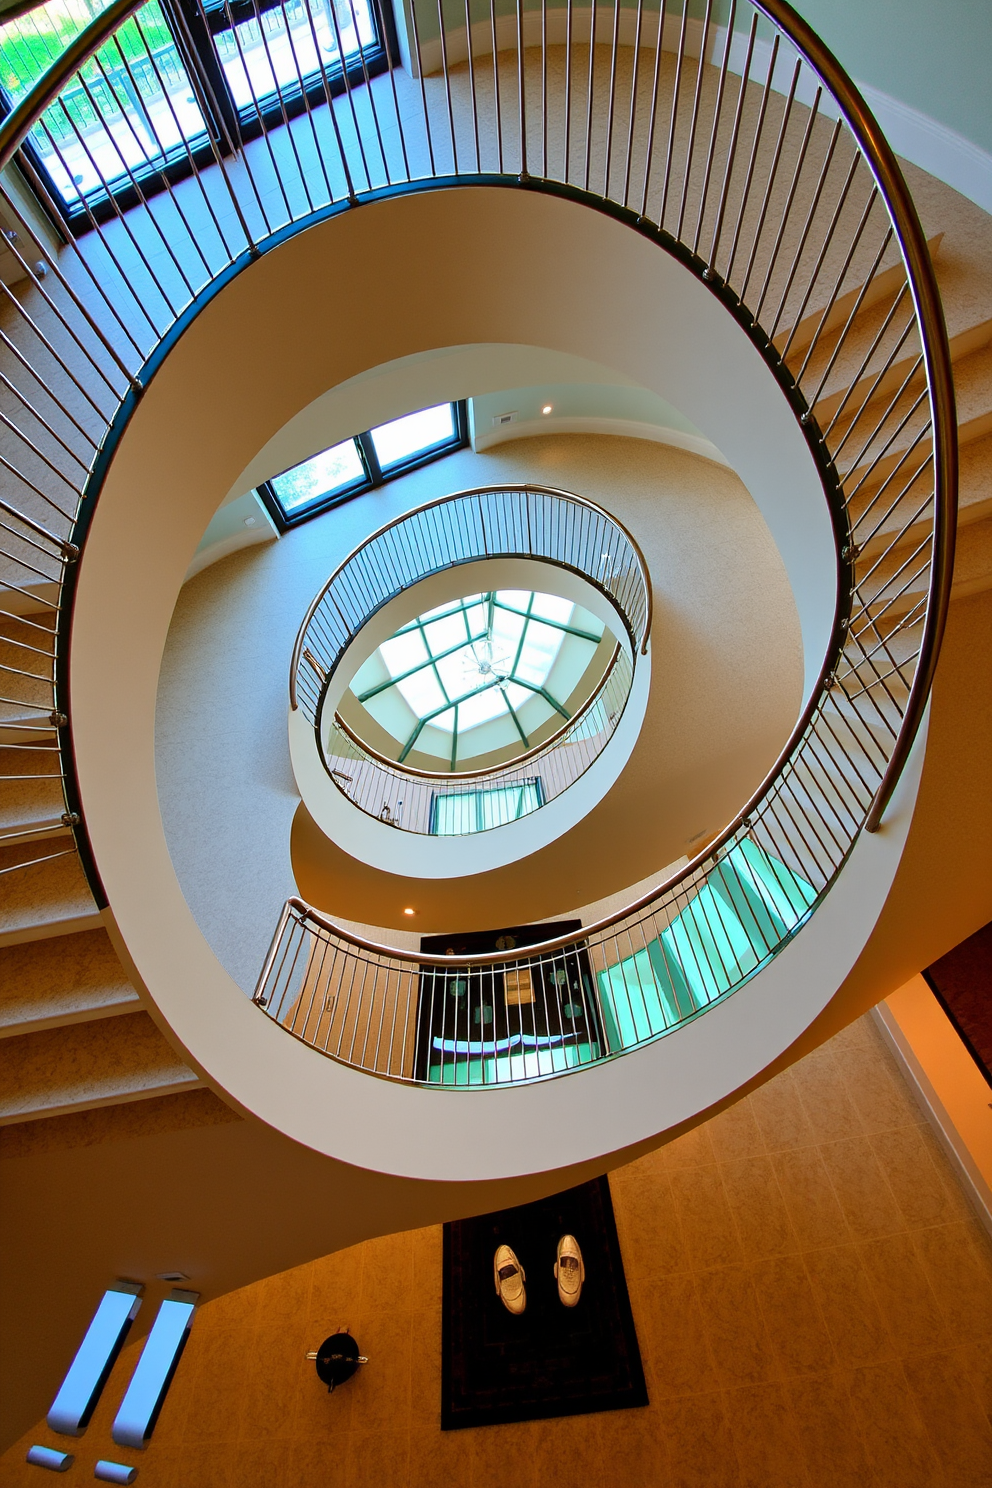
[257,400,470,532]
[5,0,397,231]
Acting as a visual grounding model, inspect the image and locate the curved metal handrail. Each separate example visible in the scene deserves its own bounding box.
[289,482,652,716]
[0,0,956,1076]
[754,0,957,831]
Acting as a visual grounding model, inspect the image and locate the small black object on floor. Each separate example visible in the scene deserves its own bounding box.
[442,1177,647,1429]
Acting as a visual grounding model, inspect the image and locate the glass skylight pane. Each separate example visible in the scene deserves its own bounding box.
[515,620,565,684]
[419,596,475,622]
[531,594,575,624]
[457,688,508,729]
[433,650,475,698]
[504,682,531,710]
[370,404,455,470]
[492,607,525,651]
[497,591,531,614]
[270,439,365,512]
[397,670,447,718]
[380,630,428,678]
[423,613,468,655]
[430,706,457,734]
[465,602,489,635]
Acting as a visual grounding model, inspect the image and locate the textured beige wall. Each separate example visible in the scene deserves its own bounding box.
[2,1012,989,1487]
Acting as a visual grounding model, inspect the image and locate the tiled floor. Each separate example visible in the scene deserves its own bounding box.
[2,1011,990,1486]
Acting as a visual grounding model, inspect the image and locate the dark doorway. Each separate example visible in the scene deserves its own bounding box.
[414,922,602,1084]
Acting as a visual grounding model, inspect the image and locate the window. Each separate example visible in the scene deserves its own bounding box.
[0,0,390,223]
[257,401,468,528]
[430,780,544,836]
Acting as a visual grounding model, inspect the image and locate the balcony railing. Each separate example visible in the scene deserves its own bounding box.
[291,481,648,834]
[322,641,632,835]
[0,0,955,1081]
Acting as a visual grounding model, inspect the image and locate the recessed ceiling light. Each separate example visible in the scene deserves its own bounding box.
[403,907,416,916]
[542,404,553,414]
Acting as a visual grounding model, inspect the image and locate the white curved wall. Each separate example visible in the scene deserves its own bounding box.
[73,187,842,1174]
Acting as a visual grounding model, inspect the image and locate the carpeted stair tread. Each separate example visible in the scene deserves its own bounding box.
[0,929,139,1036]
[0,846,100,946]
[0,1011,199,1123]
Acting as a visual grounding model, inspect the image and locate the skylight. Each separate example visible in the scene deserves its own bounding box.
[350,592,606,767]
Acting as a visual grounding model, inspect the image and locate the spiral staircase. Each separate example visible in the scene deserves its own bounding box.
[0,0,990,1449]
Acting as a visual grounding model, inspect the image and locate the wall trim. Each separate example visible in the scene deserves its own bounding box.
[872,996,992,1240]
[183,519,277,583]
[855,83,992,217]
[473,414,730,463]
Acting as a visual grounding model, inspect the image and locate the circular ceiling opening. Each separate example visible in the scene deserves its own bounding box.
[341,589,614,772]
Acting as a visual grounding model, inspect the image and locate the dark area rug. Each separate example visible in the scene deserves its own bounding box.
[925,920,992,1086]
[441,1177,648,1430]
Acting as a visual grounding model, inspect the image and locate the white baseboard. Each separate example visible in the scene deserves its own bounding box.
[872,999,992,1240]
[856,82,992,216]
[474,413,729,464]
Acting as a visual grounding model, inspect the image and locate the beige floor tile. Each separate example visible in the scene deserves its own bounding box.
[792,1046,865,1146]
[345,1429,410,1488]
[407,1428,473,1488]
[719,1154,798,1260]
[228,1437,296,1487]
[237,1327,309,1442]
[869,1124,966,1228]
[662,1391,742,1488]
[596,1408,668,1481]
[634,1272,722,1399]
[836,1042,923,1135]
[859,1232,954,1357]
[359,1231,416,1316]
[705,1097,766,1163]
[669,1165,745,1270]
[410,1224,443,1302]
[289,1438,351,1488]
[612,1169,690,1277]
[848,1362,942,1488]
[528,1412,611,1485]
[772,1147,853,1251]
[344,1312,413,1434]
[750,1255,836,1378]
[817,1137,906,1241]
[903,1348,992,1488]
[911,1222,992,1343]
[470,1417,544,1488]
[959,1337,992,1421]
[661,1120,718,1170]
[307,1244,365,1330]
[748,1069,817,1154]
[787,1370,873,1488]
[722,1382,810,1488]
[695,1265,781,1389]
[802,1247,896,1368]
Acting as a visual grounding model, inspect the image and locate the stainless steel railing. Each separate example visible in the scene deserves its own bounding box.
[323,642,633,834]
[0,0,955,1069]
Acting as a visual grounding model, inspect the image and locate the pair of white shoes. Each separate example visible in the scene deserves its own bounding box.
[494,1235,585,1315]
